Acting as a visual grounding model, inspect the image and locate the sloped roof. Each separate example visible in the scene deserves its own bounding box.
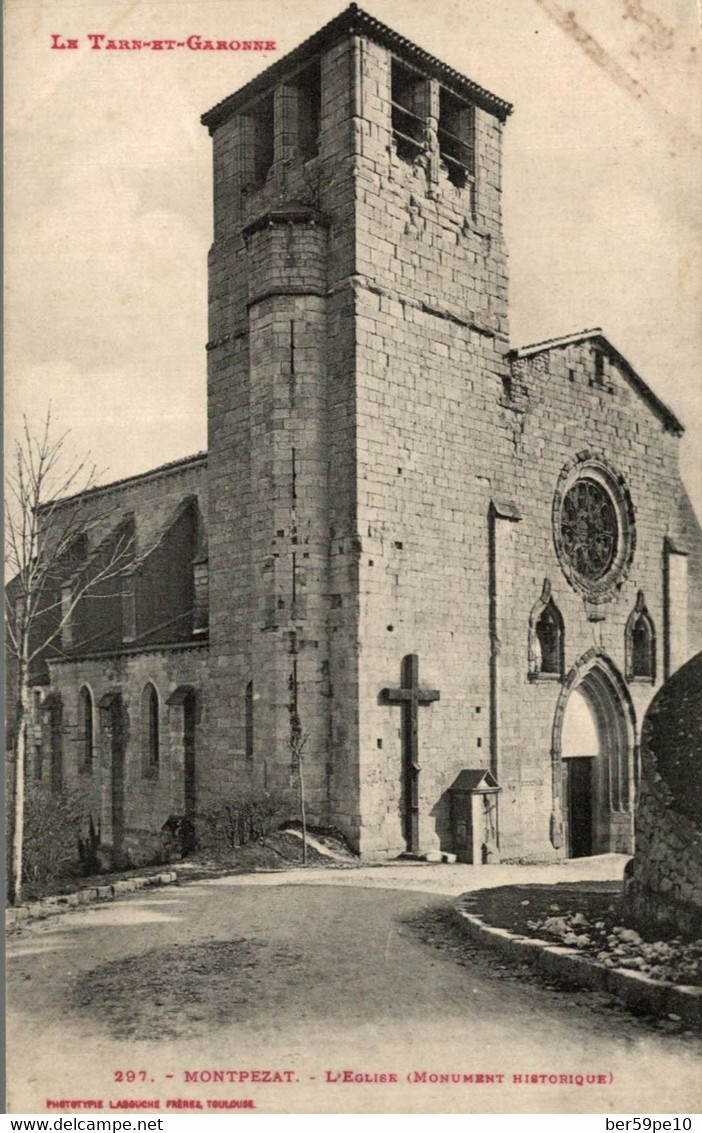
[509,328,683,436]
[201,3,513,133]
[450,769,500,792]
[39,452,207,513]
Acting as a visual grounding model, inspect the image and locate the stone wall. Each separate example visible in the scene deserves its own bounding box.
[349,52,693,857]
[627,652,702,935]
[630,775,702,936]
[7,453,211,864]
[45,643,208,865]
[347,36,508,855]
[11,11,702,871]
[204,31,363,836]
[202,12,701,859]
[496,341,689,860]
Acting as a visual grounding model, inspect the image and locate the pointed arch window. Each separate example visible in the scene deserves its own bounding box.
[537,601,564,674]
[626,592,656,682]
[79,686,94,773]
[142,682,160,778]
[529,580,565,681]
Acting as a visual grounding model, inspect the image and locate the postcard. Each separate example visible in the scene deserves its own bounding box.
[5,0,701,1117]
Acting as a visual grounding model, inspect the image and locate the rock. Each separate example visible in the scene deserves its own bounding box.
[113,880,136,894]
[542,916,568,936]
[613,927,642,945]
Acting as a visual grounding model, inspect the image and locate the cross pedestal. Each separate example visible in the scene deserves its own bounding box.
[382,653,440,855]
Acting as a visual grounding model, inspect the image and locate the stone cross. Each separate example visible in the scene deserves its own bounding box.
[382,653,440,855]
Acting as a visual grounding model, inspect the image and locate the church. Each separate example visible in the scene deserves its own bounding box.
[21,5,702,864]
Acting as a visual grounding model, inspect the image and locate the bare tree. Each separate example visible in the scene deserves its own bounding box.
[5,410,133,904]
[287,651,309,865]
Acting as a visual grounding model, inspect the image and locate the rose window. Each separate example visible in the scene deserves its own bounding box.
[559,478,618,582]
[553,456,635,601]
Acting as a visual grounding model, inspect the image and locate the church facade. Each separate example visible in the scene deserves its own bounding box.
[19,6,702,864]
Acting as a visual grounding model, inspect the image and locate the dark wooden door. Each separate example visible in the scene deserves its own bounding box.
[567,756,593,858]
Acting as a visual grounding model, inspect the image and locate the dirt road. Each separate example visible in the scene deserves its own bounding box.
[7,860,701,1113]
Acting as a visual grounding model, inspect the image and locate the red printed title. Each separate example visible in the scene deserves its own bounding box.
[51,34,276,52]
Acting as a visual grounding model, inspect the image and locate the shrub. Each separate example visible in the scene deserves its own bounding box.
[20,786,92,895]
[77,814,103,876]
[159,815,197,862]
[196,789,293,853]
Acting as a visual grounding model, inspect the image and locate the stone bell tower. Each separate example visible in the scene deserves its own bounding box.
[201,5,512,854]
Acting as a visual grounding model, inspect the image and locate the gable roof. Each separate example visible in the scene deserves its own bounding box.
[509,328,684,436]
[450,769,500,792]
[201,3,513,133]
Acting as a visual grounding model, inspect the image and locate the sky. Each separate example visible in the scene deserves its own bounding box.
[5,0,701,512]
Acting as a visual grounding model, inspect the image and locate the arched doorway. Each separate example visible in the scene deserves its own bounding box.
[552,652,636,857]
[562,687,598,857]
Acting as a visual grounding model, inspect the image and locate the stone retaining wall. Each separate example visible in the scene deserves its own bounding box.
[628,772,702,936]
[627,653,702,936]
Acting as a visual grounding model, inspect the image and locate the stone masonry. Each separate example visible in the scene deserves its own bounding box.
[13,6,702,864]
[627,652,702,936]
[17,455,209,866]
[201,5,701,859]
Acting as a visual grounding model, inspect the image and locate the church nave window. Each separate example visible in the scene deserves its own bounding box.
[141,682,160,778]
[79,685,94,773]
